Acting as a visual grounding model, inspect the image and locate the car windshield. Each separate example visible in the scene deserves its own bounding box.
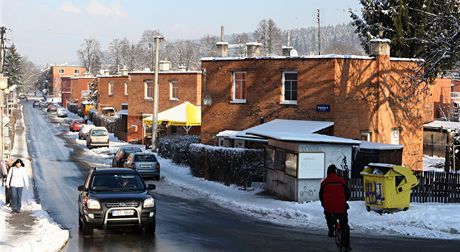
[74,120,84,124]
[92,130,108,136]
[91,174,144,192]
[134,154,157,162]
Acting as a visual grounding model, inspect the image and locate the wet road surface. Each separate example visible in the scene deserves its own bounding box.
[23,101,460,252]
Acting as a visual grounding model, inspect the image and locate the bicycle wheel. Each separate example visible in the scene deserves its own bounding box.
[335,224,343,252]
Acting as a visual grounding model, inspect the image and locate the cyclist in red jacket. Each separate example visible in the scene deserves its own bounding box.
[319,164,351,251]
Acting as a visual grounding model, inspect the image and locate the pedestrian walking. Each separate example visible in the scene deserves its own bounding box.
[1,158,12,206]
[5,159,29,213]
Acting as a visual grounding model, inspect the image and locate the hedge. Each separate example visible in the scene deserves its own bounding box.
[188,144,264,187]
[158,135,200,165]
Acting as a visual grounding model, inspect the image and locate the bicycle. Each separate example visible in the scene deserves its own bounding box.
[332,215,347,252]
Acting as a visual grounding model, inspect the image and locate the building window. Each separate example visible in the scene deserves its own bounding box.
[108,81,114,96]
[144,80,153,99]
[74,69,80,75]
[391,128,400,145]
[281,71,297,104]
[231,72,246,103]
[124,82,128,96]
[170,81,178,100]
[361,131,371,141]
[59,69,64,74]
[285,152,298,177]
[274,148,285,172]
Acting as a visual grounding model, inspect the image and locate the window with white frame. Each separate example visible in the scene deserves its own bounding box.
[391,128,400,145]
[144,80,153,99]
[170,81,178,100]
[59,69,64,74]
[232,72,246,102]
[124,81,128,96]
[108,81,114,96]
[360,130,371,141]
[74,69,80,74]
[281,71,297,104]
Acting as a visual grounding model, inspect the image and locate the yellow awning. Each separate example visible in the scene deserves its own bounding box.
[143,102,201,127]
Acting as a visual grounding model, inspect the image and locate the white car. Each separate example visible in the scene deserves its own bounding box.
[86,127,109,149]
[57,108,68,117]
[78,125,96,140]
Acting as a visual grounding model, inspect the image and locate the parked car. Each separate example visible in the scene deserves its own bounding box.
[86,127,109,149]
[39,100,48,108]
[57,108,68,117]
[78,125,96,140]
[18,93,27,99]
[77,167,156,235]
[124,153,160,180]
[112,146,143,167]
[47,103,57,112]
[70,119,86,132]
[32,100,40,108]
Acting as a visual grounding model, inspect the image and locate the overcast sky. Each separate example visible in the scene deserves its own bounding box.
[0,0,361,67]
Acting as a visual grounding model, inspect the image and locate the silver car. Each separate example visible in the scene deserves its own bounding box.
[86,127,109,149]
[79,125,96,140]
[124,153,160,180]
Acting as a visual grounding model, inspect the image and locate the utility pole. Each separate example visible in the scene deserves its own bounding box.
[0,26,7,160]
[317,9,321,55]
[0,26,6,73]
[151,35,163,151]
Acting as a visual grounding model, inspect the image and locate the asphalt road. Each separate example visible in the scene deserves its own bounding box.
[22,101,460,252]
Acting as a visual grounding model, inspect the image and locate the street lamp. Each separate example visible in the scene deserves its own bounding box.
[0,73,9,159]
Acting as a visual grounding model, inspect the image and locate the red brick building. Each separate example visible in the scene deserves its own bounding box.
[121,70,201,143]
[61,77,72,108]
[96,75,129,112]
[424,78,452,122]
[201,40,428,170]
[69,77,95,105]
[47,65,86,98]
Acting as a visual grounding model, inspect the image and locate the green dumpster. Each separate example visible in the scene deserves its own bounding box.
[361,163,419,212]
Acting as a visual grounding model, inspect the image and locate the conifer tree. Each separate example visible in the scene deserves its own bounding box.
[3,44,23,88]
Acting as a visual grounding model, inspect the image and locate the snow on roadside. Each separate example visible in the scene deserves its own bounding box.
[423,155,446,172]
[65,126,460,240]
[0,106,69,252]
[157,157,460,240]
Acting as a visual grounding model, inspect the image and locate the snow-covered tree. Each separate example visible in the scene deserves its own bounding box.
[254,18,283,56]
[3,44,22,88]
[350,0,460,78]
[78,38,102,75]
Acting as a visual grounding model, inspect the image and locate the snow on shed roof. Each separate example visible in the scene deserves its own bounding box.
[237,119,334,139]
[424,120,460,131]
[249,131,360,145]
[216,130,240,137]
[359,141,403,150]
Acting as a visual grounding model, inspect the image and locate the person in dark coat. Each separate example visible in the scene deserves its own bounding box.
[1,159,13,206]
[319,164,351,251]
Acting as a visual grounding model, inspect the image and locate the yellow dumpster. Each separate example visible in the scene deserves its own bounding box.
[361,163,419,212]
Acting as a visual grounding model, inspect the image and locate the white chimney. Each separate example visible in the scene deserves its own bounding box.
[369,38,391,57]
[159,60,171,71]
[216,41,229,57]
[178,65,187,72]
[246,42,262,58]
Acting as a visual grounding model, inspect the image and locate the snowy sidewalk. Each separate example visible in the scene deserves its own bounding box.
[0,106,69,252]
[158,157,460,240]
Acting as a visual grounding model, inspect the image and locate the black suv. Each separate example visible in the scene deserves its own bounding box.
[77,167,156,235]
[112,146,142,167]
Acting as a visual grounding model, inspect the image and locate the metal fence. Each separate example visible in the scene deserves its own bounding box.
[348,171,460,203]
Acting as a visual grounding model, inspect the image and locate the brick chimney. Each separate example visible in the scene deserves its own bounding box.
[246,42,262,58]
[369,38,391,57]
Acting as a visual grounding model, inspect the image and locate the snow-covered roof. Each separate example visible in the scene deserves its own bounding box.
[370,38,391,43]
[424,120,460,131]
[390,57,425,62]
[202,54,375,61]
[128,70,201,74]
[237,119,334,139]
[216,130,240,138]
[117,109,128,115]
[251,131,360,145]
[359,141,403,150]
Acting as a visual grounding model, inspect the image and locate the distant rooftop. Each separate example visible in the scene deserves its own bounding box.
[201,54,424,62]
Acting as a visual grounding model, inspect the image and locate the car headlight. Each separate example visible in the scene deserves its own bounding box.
[143,196,155,208]
[87,198,101,209]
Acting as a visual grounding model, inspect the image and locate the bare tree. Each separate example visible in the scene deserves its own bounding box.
[78,38,102,75]
[254,18,283,56]
[165,40,200,71]
[136,30,163,70]
[20,57,40,93]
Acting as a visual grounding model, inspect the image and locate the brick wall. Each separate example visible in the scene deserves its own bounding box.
[201,56,427,170]
[126,71,201,143]
[97,76,129,112]
[50,66,86,97]
[70,77,94,105]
